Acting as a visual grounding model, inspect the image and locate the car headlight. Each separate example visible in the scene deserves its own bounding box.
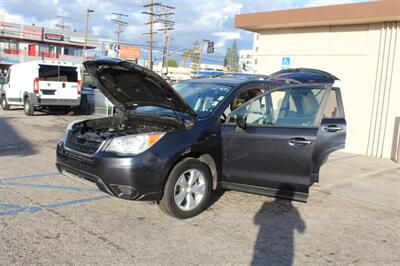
[106,132,165,155]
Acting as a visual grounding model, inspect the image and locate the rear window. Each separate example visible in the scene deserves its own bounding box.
[39,65,78,82]
[39,65,58,81]
[59,66,78,82]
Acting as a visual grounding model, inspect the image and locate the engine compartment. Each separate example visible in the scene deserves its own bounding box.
[66,112,186,154]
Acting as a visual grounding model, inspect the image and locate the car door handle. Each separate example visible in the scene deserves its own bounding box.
[323,125,342,132]
[289,138,312,146]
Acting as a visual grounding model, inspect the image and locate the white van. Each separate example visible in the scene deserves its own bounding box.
[0,60,81,115]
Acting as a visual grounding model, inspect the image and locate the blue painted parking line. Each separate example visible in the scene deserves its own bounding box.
[1,181,100,192]
[0,203,31,210]
[0,172,60,182]
[0,195,111,217]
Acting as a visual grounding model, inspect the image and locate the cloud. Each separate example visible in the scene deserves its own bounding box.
[0,0,370,64]
[0,8,27,24]
[213,31,241,48]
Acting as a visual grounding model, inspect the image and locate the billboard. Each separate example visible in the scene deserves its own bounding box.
[119,45,141,60]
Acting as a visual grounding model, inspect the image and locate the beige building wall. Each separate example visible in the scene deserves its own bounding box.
[255,22,400,159]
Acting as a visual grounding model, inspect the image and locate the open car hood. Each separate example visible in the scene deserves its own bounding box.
[84,58,196,117]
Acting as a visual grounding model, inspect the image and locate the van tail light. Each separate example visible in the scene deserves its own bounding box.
[33,78,39,94]
[77,80,81,95]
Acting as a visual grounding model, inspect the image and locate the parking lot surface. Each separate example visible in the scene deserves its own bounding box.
[1,108,399,265]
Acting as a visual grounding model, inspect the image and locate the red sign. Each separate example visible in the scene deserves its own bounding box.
[119,45,141,60]
[23,27,42,40]
[45,33,64,41]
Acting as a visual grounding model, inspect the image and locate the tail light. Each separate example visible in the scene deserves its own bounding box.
[33,78,39,94]
[77,80,81,95]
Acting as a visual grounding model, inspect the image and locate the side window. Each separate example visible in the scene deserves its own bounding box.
[224,87,263,118]
[323,89,341,118]
[247,96,267,125]
[227,104,250,124]
[226,86,326,127]
[273,87,325,127]
[6,69,11,83]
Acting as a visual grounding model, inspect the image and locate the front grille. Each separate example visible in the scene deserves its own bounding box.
[65,132,103,155]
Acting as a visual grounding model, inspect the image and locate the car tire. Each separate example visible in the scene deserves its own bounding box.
[159,158,212,219]
[24,97,34,116]
[1,96,10,110]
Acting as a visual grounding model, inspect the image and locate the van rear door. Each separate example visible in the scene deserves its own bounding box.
[38,65,80,104]
[57,66,80,101]
[38,65,59,102]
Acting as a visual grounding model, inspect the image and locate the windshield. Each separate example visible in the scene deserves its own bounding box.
[172,82,233,118]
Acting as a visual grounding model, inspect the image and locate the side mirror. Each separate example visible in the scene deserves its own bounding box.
[236,114,247,129]
[0,77,5,85]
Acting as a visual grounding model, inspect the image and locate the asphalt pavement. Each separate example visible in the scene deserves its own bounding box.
[0,108,399,265]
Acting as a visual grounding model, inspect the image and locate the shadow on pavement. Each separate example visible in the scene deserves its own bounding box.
[0,116,37,157]
[252,189,306,266]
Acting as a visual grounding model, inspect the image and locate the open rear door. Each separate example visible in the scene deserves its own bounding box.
[311,87,347,183]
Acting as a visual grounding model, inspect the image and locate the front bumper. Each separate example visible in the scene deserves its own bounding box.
[55,141,165,201]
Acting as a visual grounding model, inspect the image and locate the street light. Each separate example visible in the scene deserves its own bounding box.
[83,9,94,61]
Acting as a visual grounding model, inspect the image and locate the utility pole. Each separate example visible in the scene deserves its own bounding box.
[142,0,156,70]
[156,4,175,76]
[55,15,71,30]
[143,1,175,71]
[83,9,94,61]
[111,13,128,59]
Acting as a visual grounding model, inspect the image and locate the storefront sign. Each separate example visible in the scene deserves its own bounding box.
[0,22,42,41]
[69,36,84,44]
[23,27,42,40]
[45,33,64,41]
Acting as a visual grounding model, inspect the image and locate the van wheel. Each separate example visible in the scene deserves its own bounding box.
[24,98,34,116]
[1,96,10,110]
[159,158,212,219]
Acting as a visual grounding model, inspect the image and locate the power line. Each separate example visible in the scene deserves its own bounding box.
[155,4,175,74]
[110,12,128,58]
[55,15,71,31]
[142,1,175,71]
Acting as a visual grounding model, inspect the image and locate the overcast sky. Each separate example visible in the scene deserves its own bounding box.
[0,0,367,64]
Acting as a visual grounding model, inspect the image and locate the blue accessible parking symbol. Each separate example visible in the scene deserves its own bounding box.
[282,57,291,70]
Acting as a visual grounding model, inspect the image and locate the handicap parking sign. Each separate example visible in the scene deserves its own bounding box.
[282,57,291,69]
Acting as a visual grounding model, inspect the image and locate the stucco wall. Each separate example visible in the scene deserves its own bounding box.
[255,22,400,159]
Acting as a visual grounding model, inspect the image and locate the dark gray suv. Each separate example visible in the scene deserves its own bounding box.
[56,59,346,219]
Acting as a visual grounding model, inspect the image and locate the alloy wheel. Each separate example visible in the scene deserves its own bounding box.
[174,169,206,211]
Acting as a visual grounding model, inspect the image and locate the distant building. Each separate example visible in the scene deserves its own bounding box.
[0,21,98,72]
[239,49,256,73]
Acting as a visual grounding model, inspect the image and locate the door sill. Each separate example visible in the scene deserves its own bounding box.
[221,182,308,202]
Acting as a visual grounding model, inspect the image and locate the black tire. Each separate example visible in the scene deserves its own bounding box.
[24,97,34,116]
[65,106,75,116]
[159,158,212,219]
[1,96,10,110]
